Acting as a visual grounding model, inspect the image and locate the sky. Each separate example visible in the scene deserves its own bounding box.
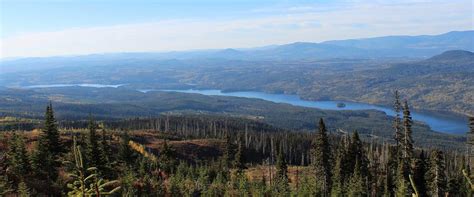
[0,0,472,58]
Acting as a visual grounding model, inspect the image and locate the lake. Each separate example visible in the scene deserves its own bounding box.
[19,84,469,134]
[150,89,469,134]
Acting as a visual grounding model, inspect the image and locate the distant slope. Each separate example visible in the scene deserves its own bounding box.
[298,50,474,116]
[0,86,465,150]
[427,50,474,62]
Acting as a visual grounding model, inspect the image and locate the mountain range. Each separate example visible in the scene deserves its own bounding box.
[1,30,473,73]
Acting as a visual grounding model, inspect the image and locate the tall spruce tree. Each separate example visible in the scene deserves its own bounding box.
[99,127,112,177]
[311,118,332,196]
[412,151,428,197]
[331,142,346,196]
[42,102,62,155]
[395,155,413,196]
[222,133,234,169]
[7,133,31,181]
[383,163,394,197]
[119,131,135,166]
[393,90,403,156]
[86,116,106,174]
[233,139,246,174]
[31,103,62,191]
[274,151,290,195]
[159,140,176,174]
[402,100,414,161]
[348,131,368,177]
[427,150,447,197]
[347,159,367,197]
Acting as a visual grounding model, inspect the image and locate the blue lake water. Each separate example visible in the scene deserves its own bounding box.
[147,89,469,134]
[19,84,469,134]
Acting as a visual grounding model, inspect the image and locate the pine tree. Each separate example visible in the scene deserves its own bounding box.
[412,151,428,197]
[274,151,290,195]
[0,152,13,195]
[99,127,112,177]
[66,137,120,196]
[427,150,447,197]
[30,103,62,192]
[311,118,332,196]
[119,131,135,166]
[222,133,234,169]
[383,165,393,197]
[393,90,403,157]
[17,181,30,197]
[402,100,414,161]
[159,140,176,174]
[100,128,111,163]
[86,116,106,173]
[347,159,367,197]
[348,131,368,177]
[331,142,346,197]
[7,133,30,181]
[42,103,63,155]
[233,139,246,174]
[395,157,412,196]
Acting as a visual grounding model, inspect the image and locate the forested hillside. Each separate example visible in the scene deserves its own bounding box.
[1,50,472,116]
[1,102,473,196]
[0,87,465,149]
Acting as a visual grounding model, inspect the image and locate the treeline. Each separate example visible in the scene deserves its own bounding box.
[1,97,474,196]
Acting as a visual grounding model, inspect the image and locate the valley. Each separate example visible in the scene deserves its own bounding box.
[1,28,473,196]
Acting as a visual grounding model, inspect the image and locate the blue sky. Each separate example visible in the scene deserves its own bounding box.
[1,0,472,58]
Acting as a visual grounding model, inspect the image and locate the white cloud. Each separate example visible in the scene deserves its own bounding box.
[1,0,472,58]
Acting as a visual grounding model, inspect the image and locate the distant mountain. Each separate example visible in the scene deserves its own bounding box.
[211,48,245,59]
[427,50,474,62]
[322,31,474,50]
[264,30,474,59]
[1,30,472,73]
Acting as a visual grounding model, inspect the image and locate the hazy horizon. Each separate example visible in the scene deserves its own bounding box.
[1,0,472,58]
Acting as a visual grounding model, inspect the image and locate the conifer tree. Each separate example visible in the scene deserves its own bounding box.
[395,157,412,196]
[348,131,368,177]
[402,100,414,161]
[233,139,246,174]
[119,131,135,166]
[66,137,120,196]
[100,128,111,162]
[159,140,176,174]
[42,102,63,155]
[99,127,112,177]
[427,150,447,197]
[222,133,234,169]
[412,151,428,197]
[347,159,367,197]
[311,118,331,196]
[393,101,415,196]
[86,116,106,173]
[17,181,30,197]
[383,164,393,197]
[331,143,346,196]
[274,151,290,195]
[7,133,30,181]
[31,103,62,191]
[393,90,403,156]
